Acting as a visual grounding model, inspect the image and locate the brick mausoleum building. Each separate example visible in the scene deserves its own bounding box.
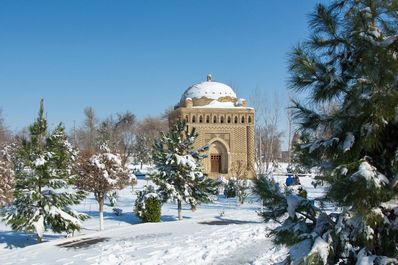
[169,74,255,178]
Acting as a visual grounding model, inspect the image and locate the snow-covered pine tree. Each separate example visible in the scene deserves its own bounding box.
[0,144,15,206]
[151,120,218,220]
[77,144,133,230]
[134,185,161,222]
[255,1,398,263]
[4,100,87,242]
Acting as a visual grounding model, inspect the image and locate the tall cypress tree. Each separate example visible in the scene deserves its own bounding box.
[151,120,218,220]
[4,100,87,242]
[255,0,398,263]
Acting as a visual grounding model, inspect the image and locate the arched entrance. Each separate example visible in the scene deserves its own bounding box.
[208,140,229,174]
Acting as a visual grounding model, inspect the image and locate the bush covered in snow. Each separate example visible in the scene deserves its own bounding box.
[107,191,119,207]
[134,185,161,223]
[223,161,252,204]
[223,179,237,198]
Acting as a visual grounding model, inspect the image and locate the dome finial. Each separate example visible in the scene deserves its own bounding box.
[207,73,212,82]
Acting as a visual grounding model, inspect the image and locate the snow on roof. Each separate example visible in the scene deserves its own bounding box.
[193,100,253,109]
[181,81,237,101]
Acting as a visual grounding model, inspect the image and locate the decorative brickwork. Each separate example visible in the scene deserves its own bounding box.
[170,77,255,178]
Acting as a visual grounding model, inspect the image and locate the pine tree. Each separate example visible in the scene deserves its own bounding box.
[77,144,133,231]
[4,100,87,242]
[151,120,218,220]
[255,1,398,263]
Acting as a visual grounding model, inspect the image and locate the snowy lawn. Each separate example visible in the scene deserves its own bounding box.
[0,175,325,265]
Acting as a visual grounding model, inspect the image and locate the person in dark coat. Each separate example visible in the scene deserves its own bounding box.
[294,175,300,185]
[286,175,294,186]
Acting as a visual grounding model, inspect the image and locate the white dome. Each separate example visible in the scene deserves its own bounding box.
[181,80,237,102]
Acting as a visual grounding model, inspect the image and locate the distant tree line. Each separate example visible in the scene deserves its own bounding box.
[71,106,168,167]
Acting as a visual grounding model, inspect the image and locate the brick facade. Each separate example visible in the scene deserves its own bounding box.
[169,97,255,178]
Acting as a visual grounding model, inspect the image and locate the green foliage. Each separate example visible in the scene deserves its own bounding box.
[298,187,308,199]
[133,134,152,167]
[223,178,250,204]
[4,100,87,241]
[263,0,398,263]
[107,191,118,207]
[134,185,161,223]
[272,221,309,246]
[151,120,218,218]
[141,198,161,222]
[252,174,288,219]
[288,132,318,175]
[223,180,237,198]
[303,253,324,265]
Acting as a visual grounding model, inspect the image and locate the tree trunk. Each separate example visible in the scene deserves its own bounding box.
[140,161,143,170]
[99,198,104,231]
[177,200,182,220]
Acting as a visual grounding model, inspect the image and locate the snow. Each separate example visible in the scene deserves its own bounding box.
[104,153,122,166]
[287,195,305,219]
[33,156,46,167]
[32,215,45,240]
[289,238,312,264]
[342,132,355,152]
[192,100,253,109]
[181,81,237,101]
[236,98,245,106]
[356,248,375,265]
[0,168,327,265]
[309,237,329,264]
[199,100,235,108]
[47,206,82,226]
[340,167,348,176]
[143,192,158,200]
[350,161,389,188]
[175,154,196,170]
[89,153,126,185]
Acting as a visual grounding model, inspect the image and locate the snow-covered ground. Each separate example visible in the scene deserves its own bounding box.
[0,170,326,265]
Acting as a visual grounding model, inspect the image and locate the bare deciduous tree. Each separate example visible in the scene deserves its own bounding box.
[112,111,136,166]
[75,107,98,157]
[0,110,12,145]
[0,111,15,206]
[230,160,253,204]
[134,116,168,165]
[0,144,15,206]
[250,89,284,173]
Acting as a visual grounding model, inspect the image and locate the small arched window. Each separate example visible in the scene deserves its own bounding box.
[241,116,245,123]
[185,115,189,122]
[227,116,231,123]
[234,116,238,124]
[199,115,203,123]
[220,116,224,123]
[213,116,217,123]
[248,116,252,123]
[192,115,196,123]
[206,115,210,123]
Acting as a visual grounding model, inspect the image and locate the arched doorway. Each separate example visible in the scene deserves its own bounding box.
[208,140,229,174]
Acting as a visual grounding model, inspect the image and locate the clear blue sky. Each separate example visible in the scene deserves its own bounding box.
[0,0,321,135]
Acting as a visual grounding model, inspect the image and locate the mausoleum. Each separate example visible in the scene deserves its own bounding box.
[169,74,255,178]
